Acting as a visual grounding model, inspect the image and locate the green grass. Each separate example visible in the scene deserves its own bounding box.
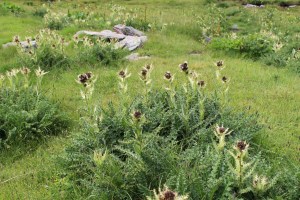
[0,0,299,199]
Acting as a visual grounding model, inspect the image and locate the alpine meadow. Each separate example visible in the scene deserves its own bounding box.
[0,0,299,199]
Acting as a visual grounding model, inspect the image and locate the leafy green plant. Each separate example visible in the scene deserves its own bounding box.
[195,4,230,39]
[33,8,48,17]
[0,2,24,15]
[210,33,274,59]
[0,67,69,149]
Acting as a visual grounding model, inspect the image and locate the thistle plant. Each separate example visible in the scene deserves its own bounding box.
[20,67,31,88]
[186,71,206,121]
[1,67,44,92]
[0,67,68,149]
[118,68,131,94]
[76,72,97,101]
[35,67,48,95]
[130,110,146,154]
[164,71,174,91]
[6,69,19,90]
[213,124,232,151]
[227,141,257,191]
[139,64,153,94]
[215,60,230,108]
[251,174,277,197]
[164,71,177,108]
[179,61,189,75]
[13,35,20,44]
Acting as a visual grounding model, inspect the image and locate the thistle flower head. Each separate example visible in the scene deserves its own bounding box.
[140,68,148,80]
[236,141,249,152]
[77,72,93,87]
[179,61,188,73]
[215,60,225,69]
[13,35,20,43]
[145,63,153,71]
[214,124,232,136]
[119,70,125,78]
[139,65,152,85]
[118,68,131,80]
[6,69,20,77]
[214,124,232,150]
[221,76,229,83]
[25,37,31,44]
[78,74,88,84]
[35,67,48,77]
[20,67,31,75]
[132,110,142,121]
[164,71,173,80]
[197,80,206,88]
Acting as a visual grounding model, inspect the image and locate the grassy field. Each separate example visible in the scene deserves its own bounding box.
[0,0,299,199]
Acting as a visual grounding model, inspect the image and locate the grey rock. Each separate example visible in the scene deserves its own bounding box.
[74,30,126,40]
[114,24,145,37]
[74,28,147,51]
[2,40,37,49]
[115,36,147,51]
[244,4,264,8]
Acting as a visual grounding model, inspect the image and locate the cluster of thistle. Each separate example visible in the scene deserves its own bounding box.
[260,30,283,53]
[73,35,111,49]
[14,29,66,57]
[147,185,188,200]
[195,4,227,39]
[13,35,36,54]
[76,72,97,100]
[163,61,206,91]
[214,124,274,196]
[44,10,69,30]
[37,29,66,51]
[214,60,229,84]
[70,11,97,27]
[0,67,48,91]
